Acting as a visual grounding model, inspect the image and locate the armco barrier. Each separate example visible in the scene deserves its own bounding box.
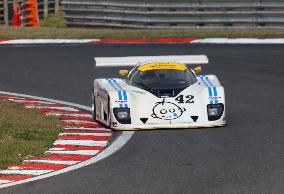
[61,0,284,29]
[0,0,4,24]
[0,0,8,25]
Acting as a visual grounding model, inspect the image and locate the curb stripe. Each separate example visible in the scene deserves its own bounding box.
[0,170,53,176]
[36,154,92,161]
[53,139,108,146]
[59,117,94,121]
[53,140,108,146]
[0,180,12,184]
[9,163,68,170]
[37,109,84,114]
[27,106,79,111]
[62,120,97,124]
[46,113,91,117]
[63,122,103,128]
[63,129,111,133]
[63,127,111,131]
[46,150,100,156]
[52,144,104,150]
[59,132,111,136]
[24,160,79,165]
[0,175,33,181]
[57,135,110,141]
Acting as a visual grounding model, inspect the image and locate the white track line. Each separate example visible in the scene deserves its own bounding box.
[47,113,92,117]
[58,133,112,136]
[24,160,79,165]
[0,90,135,189]
[48,148,66,151]
[25,106,79,111]
[0,170,53,176]
[53,140,108,146]
[0,180,12,184]
[0,39,99,44]
[46,150,99,156]
[191,38,284,44]
[63,127,111,131]
[9,99,54,104]
[62,120,98,124]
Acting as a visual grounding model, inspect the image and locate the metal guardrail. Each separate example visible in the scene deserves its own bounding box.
[62,0,284,29]
[37,0,59,19]
[0,1,3,24]
[0,0,59,25]
[0,0,8,25]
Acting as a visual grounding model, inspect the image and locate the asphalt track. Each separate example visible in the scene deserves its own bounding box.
[0,43,283,194]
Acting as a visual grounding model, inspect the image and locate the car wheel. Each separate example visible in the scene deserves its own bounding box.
[107,96,111,127]
[92,93,96,121]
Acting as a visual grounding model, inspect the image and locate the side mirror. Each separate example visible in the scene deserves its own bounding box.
[119,70,129,76]
[193,66,202,74]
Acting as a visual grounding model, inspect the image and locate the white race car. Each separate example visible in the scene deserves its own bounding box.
[92,55,225,130]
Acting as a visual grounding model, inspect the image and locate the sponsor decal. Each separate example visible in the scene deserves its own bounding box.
[115,100,128,104]
[208,96,221,100]
[138,62,187,72]
[151,99,186,120]
[112,122,118,127]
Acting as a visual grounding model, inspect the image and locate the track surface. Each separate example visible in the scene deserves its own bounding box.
[0,44,283,194]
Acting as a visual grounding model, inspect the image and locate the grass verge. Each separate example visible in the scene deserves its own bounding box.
[0,100,63,169]
[0,26,284,39]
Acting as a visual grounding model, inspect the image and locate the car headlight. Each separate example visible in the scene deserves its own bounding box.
[207,104,224,121]
[113,108,131,124]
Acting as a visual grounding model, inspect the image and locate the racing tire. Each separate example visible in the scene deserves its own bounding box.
[92,93,96,122]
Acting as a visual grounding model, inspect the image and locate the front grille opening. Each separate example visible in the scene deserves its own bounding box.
[150,88,186,98]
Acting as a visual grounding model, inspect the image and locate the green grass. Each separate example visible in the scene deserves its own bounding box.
[40,10,66,28]
[0,99,63,169]
[1,26,284,39]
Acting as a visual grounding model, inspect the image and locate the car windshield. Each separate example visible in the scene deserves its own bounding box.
[127,68,197,90]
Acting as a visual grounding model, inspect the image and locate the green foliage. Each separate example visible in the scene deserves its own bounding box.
[40,11,66,28]
[0,25,284,39]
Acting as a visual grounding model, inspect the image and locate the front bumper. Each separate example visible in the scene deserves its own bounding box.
[111,120,226,131]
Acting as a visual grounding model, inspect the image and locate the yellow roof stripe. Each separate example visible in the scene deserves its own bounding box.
[137,62,187,72]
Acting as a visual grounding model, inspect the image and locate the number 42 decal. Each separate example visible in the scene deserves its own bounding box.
[175,95,194,104]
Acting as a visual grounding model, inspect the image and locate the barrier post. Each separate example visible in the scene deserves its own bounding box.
[3,0,8,25]
[55,0,59,13]
[43,0,48,17]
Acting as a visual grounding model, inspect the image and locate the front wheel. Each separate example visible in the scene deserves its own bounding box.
[92,94,96,121]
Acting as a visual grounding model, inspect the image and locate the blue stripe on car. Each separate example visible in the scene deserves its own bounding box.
[106,79,128,108]
[199,76,218,104]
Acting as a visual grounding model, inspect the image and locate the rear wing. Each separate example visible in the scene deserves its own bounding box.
[94,55,208,67]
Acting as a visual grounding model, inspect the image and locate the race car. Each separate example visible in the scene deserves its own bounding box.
[92,55,225,130]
